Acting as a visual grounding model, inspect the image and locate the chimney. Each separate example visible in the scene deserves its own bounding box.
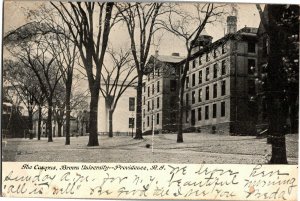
[171,52,180,57]
[227,16,237,34]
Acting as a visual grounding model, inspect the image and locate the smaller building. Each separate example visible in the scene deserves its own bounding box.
[98,85,137,136]
[143,52,185,134]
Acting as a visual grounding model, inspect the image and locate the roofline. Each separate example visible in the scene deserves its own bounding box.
[178,27,258,65]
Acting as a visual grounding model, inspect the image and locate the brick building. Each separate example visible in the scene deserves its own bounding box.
[143,16,260,135]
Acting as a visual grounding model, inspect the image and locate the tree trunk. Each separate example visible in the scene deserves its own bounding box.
[28,108,33,131]
[134,74,143,139]
[81,121,84,136]
[268,97,288,164]
[176,53,191,143]
[177,77,184,143]
[47,99,53,142]
[108,109,113,137]
[65,82,72,145]
[87,87,99,146]
[37,105,42,140]
[57,121,62,137]
[267,16,287,164]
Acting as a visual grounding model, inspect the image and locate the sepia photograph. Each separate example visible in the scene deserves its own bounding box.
[1,1,299,166]
[1,1,299,200]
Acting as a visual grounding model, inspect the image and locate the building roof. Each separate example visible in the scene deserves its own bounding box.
[146,26,258,70]
[179,26,258,64]
[155,55,186,63]
[200,28,210,36]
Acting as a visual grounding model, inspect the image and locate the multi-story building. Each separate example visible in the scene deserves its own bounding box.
[142,53,185,134]
[182,16,259,135]
[143,15,260,135]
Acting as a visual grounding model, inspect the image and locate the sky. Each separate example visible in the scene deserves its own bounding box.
[3,1,262,57]
[2,1,263,99]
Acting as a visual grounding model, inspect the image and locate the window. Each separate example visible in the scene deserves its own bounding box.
[221,80,226,96]
[248,80,256,95]
[221,60,226,75]
[152,99,154,110]
[213,64,218,78]
[222,44,227,54]
[192,60,196,69]
[213,104,216,118]
[129,118,135,128]
[248,41,256,53]
[186,93,189,106]
[152,84,154,95]
[157,97,160,109]
[206,53,209,62]
[157,68,160,77]
[191,109,195,125]
[129,97,135,111]
[263,37,269,56]
[192,73,195,87]
[205,105,209,120]
[148,75,150,81]
[170,80,177,92]
[248,59,256,75]
[206,86,209,100]
[213,84,217,98]
[147,101,150,111]
[198,88,202,102]
[213,49,217,58]
[157,81,160,93]
[148,86,150,97]
[143,96,145,105]
[186,76,189,89]
[186,110,189,123]
[199,56,202,65]
[152,71,155,79]
[156,113,160,125]
[205,67,209,81]
[221,102,225,117]
[187,63,190,72]
[198,70,202,84]
[198,107,202,121]
[147,116,149,127]
[192,91,195,104]
[143,83,146,92]
[143,109,145,118]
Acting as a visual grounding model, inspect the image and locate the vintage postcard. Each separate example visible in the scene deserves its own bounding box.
[1,1,299,200]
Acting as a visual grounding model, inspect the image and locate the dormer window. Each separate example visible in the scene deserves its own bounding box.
[222,44,227,54]
[206,53,210,62]
[213,49,217,58]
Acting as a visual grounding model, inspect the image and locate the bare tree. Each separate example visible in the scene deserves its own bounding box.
[4,28,63,142]
[159,3,226,142]
[3,59,44,136]
[116,3,165,139]
[100,48,137,137]
[48,20,78,144]
[51,2,119,146]
[52,82,65,138]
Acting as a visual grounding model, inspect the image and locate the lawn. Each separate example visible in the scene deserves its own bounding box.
[2,133,298,164]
